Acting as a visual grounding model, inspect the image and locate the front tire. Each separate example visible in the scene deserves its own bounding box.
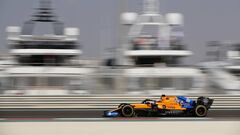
[195,105,207,117]
[121,104,135,117]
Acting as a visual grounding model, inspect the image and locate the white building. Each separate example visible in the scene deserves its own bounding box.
[2,0,94,95]
[118,0,205,95]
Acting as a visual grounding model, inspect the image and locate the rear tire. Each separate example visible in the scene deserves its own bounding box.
[195,105,207,117]
[121,104,135,117]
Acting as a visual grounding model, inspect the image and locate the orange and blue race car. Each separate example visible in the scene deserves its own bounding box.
[104,95,214,117]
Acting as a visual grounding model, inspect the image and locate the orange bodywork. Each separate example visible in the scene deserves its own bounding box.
[131,96,186,111]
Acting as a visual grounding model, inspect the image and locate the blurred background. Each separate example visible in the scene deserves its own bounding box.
[0,0,239,96]
[0,1,240,135]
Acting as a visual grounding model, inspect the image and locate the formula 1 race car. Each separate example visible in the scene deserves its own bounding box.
[104,95,213,117]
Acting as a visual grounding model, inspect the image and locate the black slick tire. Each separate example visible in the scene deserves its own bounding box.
[121,104,135,117]
[195,105,207,117]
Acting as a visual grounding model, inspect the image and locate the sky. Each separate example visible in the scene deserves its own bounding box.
[0,0,240,64]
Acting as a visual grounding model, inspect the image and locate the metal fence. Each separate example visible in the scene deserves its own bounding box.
[0,95,240,109]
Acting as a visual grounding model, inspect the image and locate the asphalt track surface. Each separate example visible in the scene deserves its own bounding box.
[0,109,240,121]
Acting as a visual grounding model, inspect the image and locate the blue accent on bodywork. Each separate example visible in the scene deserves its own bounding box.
[177,96,195,109]
[104,111,119,117]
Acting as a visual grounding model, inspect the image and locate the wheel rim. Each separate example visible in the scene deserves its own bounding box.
[122,105,134,117]
[197,107,205,115]
[195,105,207,117]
